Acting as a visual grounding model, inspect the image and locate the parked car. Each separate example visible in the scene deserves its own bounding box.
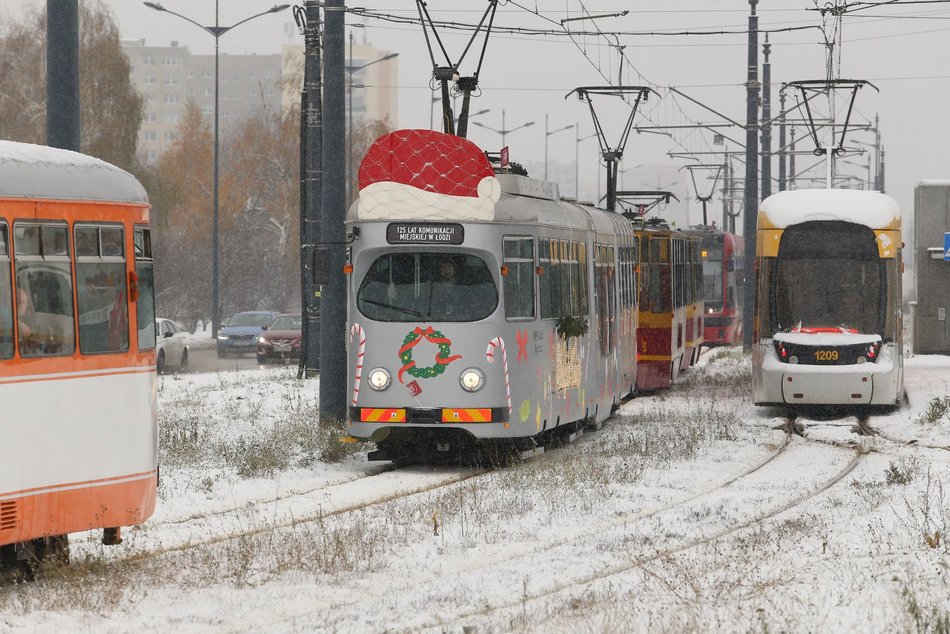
[156,317,189,373]
[257,313,303,364]
[217,311,279,357]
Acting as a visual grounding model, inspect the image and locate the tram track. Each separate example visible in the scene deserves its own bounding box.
[90,341,719,558]
[109,465,488,566]
[216,422,796,633]
[425,427,868,633]
[93,418,610,565]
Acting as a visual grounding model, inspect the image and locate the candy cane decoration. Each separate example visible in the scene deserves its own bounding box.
[349,323,366,406]
[486,336,511,414]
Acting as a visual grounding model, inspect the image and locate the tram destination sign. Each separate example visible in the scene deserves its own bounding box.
[386,223,464,245]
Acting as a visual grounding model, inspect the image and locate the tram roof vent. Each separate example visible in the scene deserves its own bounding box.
[496,173,559,201]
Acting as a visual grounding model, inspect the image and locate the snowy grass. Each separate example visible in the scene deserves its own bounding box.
[157,368,363,493]
[6,353,950,633]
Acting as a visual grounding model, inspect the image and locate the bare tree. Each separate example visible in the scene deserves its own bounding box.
[0,0,142,171]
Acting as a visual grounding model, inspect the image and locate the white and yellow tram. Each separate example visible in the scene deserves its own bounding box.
[752,188,904,407]
[0,141,157,574]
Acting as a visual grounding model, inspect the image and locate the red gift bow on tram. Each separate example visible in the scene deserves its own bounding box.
[397,326,463,384]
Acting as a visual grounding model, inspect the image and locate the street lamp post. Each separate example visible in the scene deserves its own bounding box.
[143,1,289,338]
[471,109,534,149]
[544,114,574,181]
[346,31,398,200]
[576,126,597,200]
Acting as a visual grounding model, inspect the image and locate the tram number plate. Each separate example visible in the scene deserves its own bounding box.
[814,350,839,362]
[386,223,464,245]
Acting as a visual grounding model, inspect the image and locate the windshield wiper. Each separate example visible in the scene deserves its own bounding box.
[359,298,423,318]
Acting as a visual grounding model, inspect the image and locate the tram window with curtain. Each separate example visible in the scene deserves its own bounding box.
[135,227,157,351]
[560,240,573,317]
[577,242,589,315]
[540,239,563,319]
[503,236,535,320]
[75,224,129,354]
[14,222,75,357]
[0,223,11,359]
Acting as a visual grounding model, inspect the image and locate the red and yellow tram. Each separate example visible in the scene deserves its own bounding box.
[634,221,703,390]
[690,228,744,346]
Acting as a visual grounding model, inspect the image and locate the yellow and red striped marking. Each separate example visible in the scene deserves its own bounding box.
[360,408,406,422]
[441,408,492,423]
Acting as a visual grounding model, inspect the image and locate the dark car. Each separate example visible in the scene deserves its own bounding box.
[217,310,279,357]
[257,313,302,364]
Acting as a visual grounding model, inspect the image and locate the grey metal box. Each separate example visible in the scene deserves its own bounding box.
[914,181,950,354]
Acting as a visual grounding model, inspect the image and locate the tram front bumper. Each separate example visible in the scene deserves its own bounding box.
[348,406,515,440]
[754,342,899,406]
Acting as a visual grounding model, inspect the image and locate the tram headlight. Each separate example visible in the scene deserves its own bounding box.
[368,368,391,391]
[258,336,268,345]
[459,367,485,392]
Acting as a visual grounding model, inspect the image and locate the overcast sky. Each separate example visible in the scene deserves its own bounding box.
[2,0,948,233]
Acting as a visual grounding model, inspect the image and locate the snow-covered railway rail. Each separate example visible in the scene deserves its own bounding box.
[80,465,488,566]
[204,423,803,632]
[422,428,868,633]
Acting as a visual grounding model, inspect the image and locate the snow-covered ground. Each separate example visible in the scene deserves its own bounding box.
[3,350,950,633]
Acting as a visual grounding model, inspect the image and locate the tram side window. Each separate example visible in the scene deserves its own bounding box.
[622,245,638,309]
[0,224,11,359]
[540,238,590,319]
[75,225,129,354]
[639,237,651,312]
[594,245,616,356]
[135,227,157,351]
[503,237,535,320]
[560,240,573,317]
[540,239,562,319]
[694,242,703,305]
[14,223,75,357]
[576,242,589,316]
[651,238,672,313]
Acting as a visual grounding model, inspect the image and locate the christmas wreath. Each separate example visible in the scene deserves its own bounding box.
[398,326,462,383]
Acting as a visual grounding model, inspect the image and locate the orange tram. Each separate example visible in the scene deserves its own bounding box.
[0,141,157,577]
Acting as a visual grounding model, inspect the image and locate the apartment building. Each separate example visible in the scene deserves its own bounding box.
[123,39,281,162]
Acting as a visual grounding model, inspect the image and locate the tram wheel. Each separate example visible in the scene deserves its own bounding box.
[30,535,69,568]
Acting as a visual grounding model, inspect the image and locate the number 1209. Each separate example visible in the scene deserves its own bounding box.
[815,350,839,361]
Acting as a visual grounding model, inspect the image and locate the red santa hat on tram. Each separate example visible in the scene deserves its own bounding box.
[357,129,501,221]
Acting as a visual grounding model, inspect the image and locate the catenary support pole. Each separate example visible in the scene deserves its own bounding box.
[742,0,759,350]
[778,91,786,191]
[789,127,796,190]
[47,0,81,151]
[761,35,772,199]
[300,1,322,378]
[321,0,347,423]
[722,157,729,230]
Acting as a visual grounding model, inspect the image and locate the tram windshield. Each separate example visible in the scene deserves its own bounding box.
[772,221,885,335]
[358,252,498,322]
[702,240,724,305]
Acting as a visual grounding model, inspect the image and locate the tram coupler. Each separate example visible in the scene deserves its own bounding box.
[102,527,122,546]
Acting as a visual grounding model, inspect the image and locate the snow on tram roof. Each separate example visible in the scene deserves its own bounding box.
[759,188,899,229]
[0,140,148,204]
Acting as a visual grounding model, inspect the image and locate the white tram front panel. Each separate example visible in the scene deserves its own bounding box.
[752,189,903,407]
